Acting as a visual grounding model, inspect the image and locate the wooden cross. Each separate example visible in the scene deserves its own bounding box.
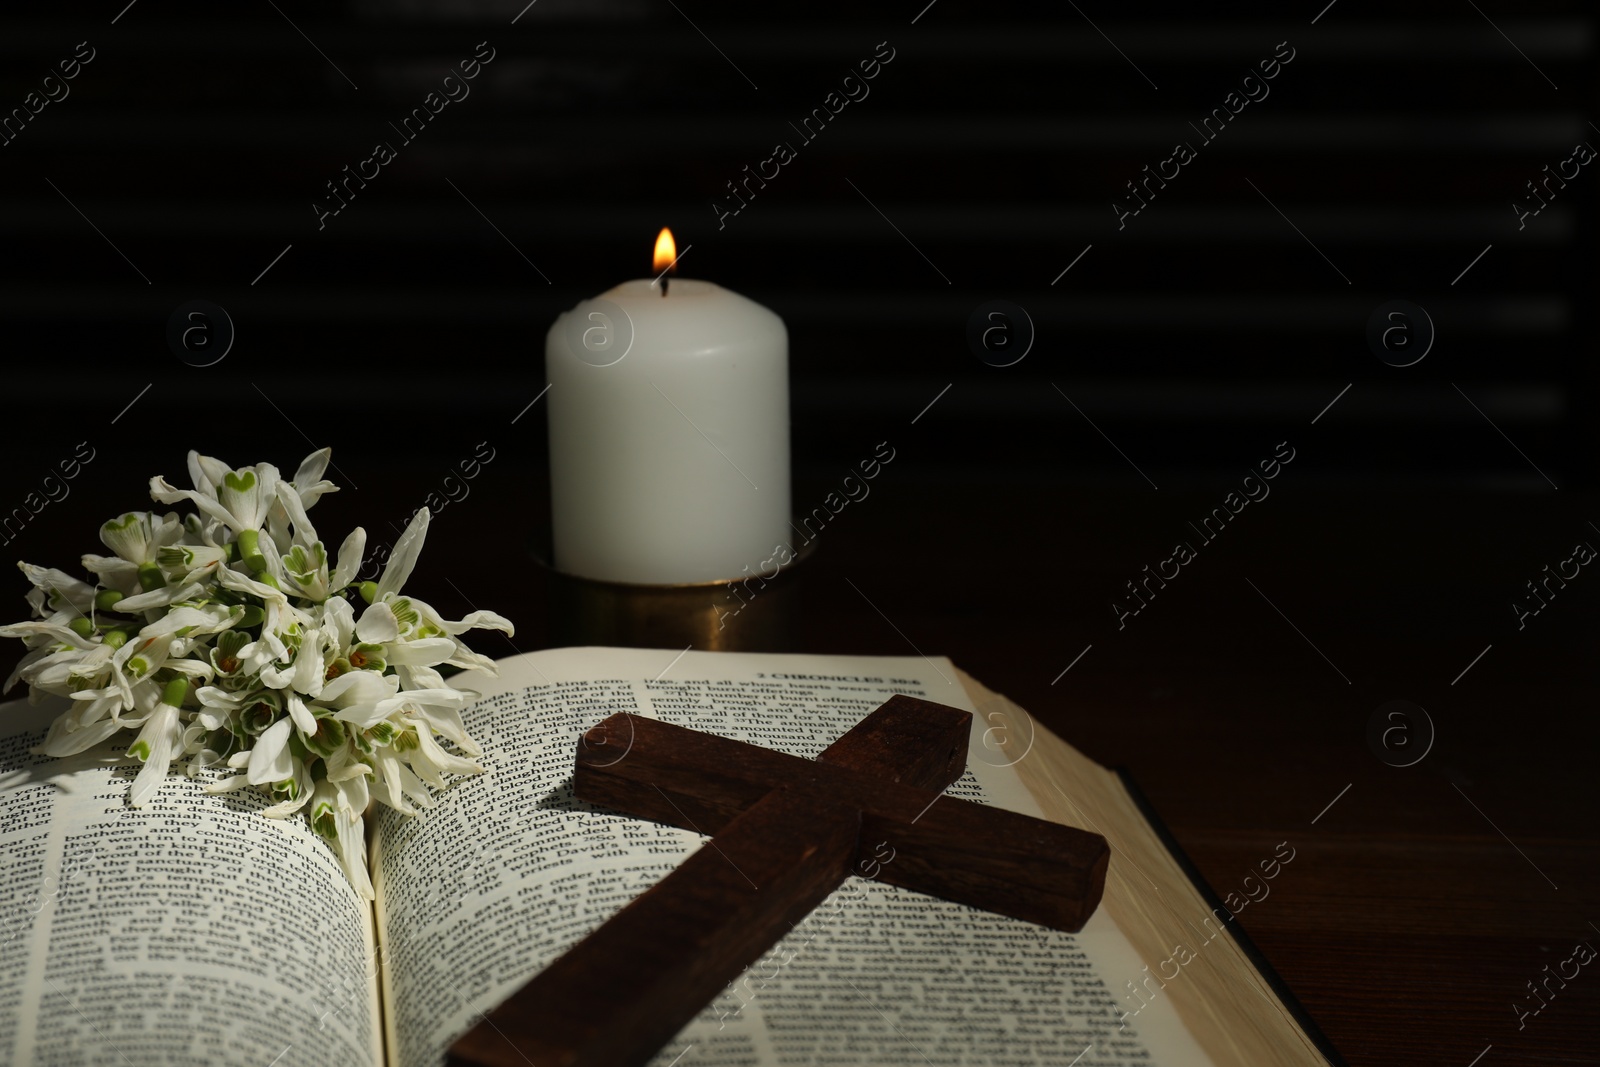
[448,696,1109,1067]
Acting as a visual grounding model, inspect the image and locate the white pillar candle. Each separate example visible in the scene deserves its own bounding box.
[546,235,790,585]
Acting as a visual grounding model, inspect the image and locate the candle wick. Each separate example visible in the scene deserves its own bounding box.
[660,276,669,297]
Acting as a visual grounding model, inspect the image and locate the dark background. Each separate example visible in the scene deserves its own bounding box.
[1,2,1597,1066]
[1,0,1593,491]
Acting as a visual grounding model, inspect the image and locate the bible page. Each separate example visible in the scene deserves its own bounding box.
[0,700,384,1067]
[375,646,1213,1067]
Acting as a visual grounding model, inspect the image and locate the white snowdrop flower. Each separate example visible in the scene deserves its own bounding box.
[1,447,506,898]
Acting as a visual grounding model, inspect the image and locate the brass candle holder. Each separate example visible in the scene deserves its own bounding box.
[533,531,814,652]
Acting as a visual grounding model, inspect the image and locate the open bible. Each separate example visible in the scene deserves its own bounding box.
[0,647,1338,1066]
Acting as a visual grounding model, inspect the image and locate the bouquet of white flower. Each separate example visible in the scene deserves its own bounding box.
[0,448,511,897]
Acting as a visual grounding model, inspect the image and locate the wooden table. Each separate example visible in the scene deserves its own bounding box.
[436,476,1598,1067]
[5,470,1595,1066]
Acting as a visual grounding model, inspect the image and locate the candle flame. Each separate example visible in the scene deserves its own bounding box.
[653,227,677,275]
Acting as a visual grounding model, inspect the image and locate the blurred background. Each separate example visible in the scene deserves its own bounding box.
[0,0,1592,505]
